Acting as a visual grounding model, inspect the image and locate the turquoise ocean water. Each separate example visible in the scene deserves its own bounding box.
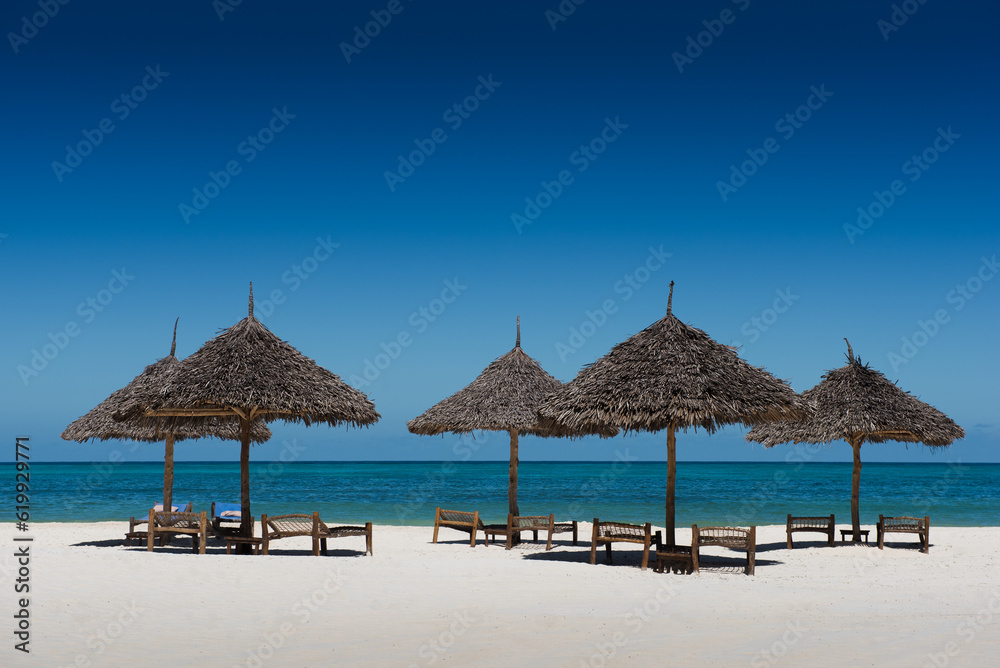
[11,461,998,527]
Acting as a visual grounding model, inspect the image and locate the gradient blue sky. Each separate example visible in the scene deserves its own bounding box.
[3,1,997,464]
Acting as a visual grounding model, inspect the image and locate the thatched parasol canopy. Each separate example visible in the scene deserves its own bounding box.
[539,282,807,547]
[408,317,614,517]
[114,286,380,544]
[61,319,271,510]
[746,339,964,541]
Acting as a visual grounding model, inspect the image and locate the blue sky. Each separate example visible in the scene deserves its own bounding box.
[2,1,997,464]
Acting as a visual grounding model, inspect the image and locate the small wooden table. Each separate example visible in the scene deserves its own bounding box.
[224,536,263,555]
[840,529,870,544]
[654,547,694,574]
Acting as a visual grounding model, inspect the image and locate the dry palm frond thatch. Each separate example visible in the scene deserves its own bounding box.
[408,317,613,516]
[539,282,807,546]
[61,319,271,510]
[747,339,964,540]
[114,287,379,544]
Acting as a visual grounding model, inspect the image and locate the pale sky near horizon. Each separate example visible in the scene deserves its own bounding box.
[2,1,997,464]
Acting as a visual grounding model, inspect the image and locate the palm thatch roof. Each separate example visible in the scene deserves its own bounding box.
[538,282,807,547]
[61,319,271,513]
[114,291,379,429]
[538,285,807,435]
[407,319,613,438]
[746,338,963,542]
[407,317,613,518]
[745,340,964,447]
[62,328,271,444]
[111,286,378,550]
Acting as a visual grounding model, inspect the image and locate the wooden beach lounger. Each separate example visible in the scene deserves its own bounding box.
[877,515,930,554]
[124,502,192,546]
[786,514,835,548]
[147,508,208,554]
[497,514,579,550]
[656,525,756,576]
[432,508,489,547]
[590,519,661,570]
[210,502,250,538]
[261,512,373,556]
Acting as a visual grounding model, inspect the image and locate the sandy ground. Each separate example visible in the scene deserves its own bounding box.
[3,522,999,668]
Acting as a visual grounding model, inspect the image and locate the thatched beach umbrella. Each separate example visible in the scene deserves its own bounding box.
[61,320,271,510]
[115,287,379,544]
[538,282,807,547]
[746,339,964,541]
[407,317,613,517]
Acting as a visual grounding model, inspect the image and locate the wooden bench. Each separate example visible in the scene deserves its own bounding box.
[147,509,208,554]
[786,514,835,548]
[262,512,373,556]
[877,515,929,554]
[432,508,489,547]
[491,514,578,550]
[590,519,661,571]
[656,525,756,576]
[124,502,192,546]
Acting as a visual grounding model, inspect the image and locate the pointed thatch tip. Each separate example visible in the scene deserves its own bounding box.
[249,282,254,318]
[170,318,178,357]
[844,338,854,364]
[516,315,521,348]
[666,281,675,316]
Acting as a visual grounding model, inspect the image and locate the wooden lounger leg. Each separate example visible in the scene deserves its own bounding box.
[605,542,612,565]
[432,507,442,544]
[366,522,373,556]
[590,519,599,565]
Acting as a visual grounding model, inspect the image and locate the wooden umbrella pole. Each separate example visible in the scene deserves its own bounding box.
[851,436,863,542]
[665,426,676,549]
[509,429,519,518]
[162,434,174,511]
[239,418,252,554]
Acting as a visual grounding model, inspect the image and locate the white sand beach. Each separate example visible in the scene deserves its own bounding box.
[4,522,999,668]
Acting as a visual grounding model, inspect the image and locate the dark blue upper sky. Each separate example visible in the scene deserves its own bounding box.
[3,1,997,463]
